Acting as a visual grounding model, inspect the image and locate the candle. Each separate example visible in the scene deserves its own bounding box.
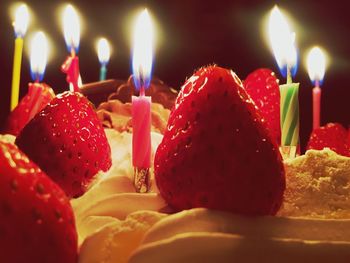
[132,9,154,193]
[5,31,54,136]
[27,31,54,118]
[307,46,326,130]
[10,4,29,111]
[268,6,299,159]
[97,38,111,81]
[61,4,81,92]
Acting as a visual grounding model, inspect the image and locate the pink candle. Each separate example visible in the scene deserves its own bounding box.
[131,9,154,193]
[312,85,321,130]
[62,5,81,92]
[307,46,327,131]
[132,89,151,168]
[61,53,80,92]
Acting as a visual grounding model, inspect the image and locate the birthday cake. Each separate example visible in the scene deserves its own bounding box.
[2,65,350,263]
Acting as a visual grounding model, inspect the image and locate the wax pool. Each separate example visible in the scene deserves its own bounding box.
[132,95,151,168]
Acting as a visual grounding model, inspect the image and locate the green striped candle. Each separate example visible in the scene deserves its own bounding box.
[279,82,300,146]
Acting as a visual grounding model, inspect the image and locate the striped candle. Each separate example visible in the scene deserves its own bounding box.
[268,6,300,159]
[279,82,300,146]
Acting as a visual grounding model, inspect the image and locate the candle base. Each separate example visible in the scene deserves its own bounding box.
[133,167,150,193]
[279,145,299,160]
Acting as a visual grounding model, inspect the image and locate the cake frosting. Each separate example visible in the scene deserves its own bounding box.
[107,76,178,110]
[71,129,168,244]
[278,148,350,218]
[78,77,350,263]
[73,78,350,262]
[129,208,350,263]
[80,77,178,110]
[97,100,170,134]
[73,126,350,263]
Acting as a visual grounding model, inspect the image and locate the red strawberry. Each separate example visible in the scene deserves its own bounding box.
[4,82,55,136]
[0,140,77,263]
[155,65,285,216]
[307,123,350,157]
[16,91,112,198]
[244,68,281,145]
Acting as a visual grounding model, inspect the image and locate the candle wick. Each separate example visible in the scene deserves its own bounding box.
[315,80,320,88]
[71,47,76,57]
[286,66,292,85]
[140,86,145,96]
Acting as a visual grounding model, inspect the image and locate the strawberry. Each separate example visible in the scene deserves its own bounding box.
[0,141,77,263]
[16,91,112,198]
[4,82,55,136]
[244,68,281,144]
[155,65,285,216]
[307,123,350,157]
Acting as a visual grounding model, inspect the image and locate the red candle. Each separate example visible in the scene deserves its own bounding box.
[131,9,154,193]
[312,85,321,130]
[61,4,81,92]
[307,47,327,130]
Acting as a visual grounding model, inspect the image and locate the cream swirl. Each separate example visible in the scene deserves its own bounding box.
[71,129,167,245]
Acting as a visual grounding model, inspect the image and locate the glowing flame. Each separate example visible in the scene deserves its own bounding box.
[97,38,110,65]
[132,9,154,90]
[307,46,326,86]
[14,4,29,38]
[63,5,80,53]
[30,32,48,82]
[268,6,297,77]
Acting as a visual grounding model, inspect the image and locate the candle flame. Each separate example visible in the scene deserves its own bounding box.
[30,31,48,82]
[132,9,154,91]
[307,46,326,86]
[63,4,80,53]
[268,6,297,77]
[97,38,110,65]
[14,4,29,38]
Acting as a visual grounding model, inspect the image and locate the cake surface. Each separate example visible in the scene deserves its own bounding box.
[129,208,350,263]
[4,76,350,262]
[73,127,350,263]
[74,76,350,263]
[279,148,350,218]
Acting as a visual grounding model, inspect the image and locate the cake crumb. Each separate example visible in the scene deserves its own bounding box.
[278,149,350,219]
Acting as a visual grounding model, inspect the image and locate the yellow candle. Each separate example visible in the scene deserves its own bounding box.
[10,4,29,110]
[10,37,24,110]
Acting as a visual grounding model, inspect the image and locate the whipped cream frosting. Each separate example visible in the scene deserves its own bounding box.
[74,130,350,263]
[129,208,350,263]
[72,129,167,246]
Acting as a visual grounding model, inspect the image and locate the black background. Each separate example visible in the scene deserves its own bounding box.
[1,0,349,149]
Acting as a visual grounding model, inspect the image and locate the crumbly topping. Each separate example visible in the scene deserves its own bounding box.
[278,149,350,219]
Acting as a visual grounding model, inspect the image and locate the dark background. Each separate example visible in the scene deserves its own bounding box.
[1,0,349,149]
